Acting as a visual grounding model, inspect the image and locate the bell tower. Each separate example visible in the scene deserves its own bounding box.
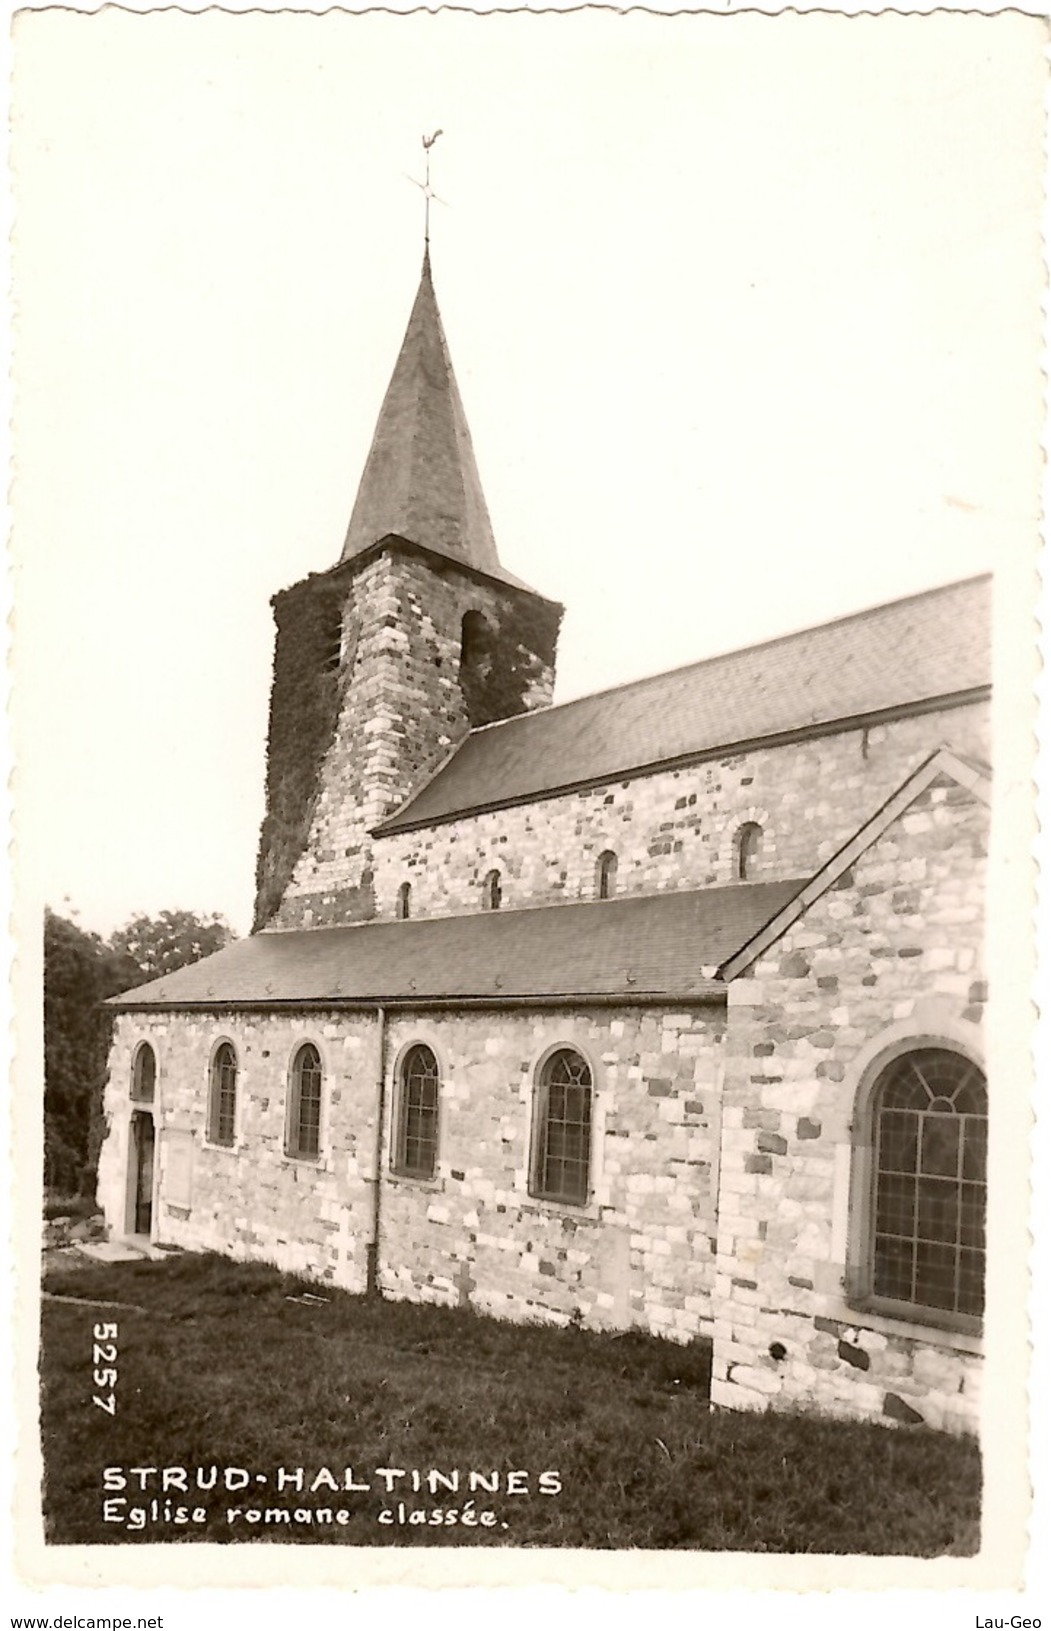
[254,251,562,930]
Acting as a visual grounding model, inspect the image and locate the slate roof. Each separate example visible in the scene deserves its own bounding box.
[108,880,803,1010]
[340,252,531,593]
[379,574,991,834]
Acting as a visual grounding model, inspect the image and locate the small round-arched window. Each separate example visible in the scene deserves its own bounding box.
[870,1047,987,1322]
[397,882,412,921]
[735,822,762,881]
[596,850,618,901]
[482,869,502,911]
[131,1042,156,1103]
[531,1047,593,1205]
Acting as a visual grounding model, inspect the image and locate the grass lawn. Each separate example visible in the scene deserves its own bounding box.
[40,1252,981,1551]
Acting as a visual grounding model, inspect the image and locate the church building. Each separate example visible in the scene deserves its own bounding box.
[97,250,990,1435]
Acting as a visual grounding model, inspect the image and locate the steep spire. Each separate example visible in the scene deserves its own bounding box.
[340,254,502,575]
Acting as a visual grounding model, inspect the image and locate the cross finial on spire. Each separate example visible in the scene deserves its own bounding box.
[408,129,446,249]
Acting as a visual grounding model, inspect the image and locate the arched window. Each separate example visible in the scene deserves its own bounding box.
[531,1048,593,1205]
[482,869,502,911]
[287,1043,323,1161]
[866,1047,987,1325]
[392,1044,440,1180]
[596,850,618,900]
[131,1042,156,1103]
[397,881,412,921]
[735,822,762,881]
[208,1042,238,1148]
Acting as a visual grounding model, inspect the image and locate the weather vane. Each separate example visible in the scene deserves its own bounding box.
[408,129,447,247]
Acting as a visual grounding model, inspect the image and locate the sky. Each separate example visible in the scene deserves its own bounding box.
[11,7,1045,938]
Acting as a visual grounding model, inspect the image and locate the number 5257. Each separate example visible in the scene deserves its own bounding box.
[92,1321,118,1415]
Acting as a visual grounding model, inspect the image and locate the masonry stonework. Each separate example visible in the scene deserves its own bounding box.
[99,1003,726,1342]
[268,547,559,930]
[98,1011,380,1290]
[99,729,992,1435]
[710,774,986,1433]
[377,1007,724,1336]
[370,702,989,922]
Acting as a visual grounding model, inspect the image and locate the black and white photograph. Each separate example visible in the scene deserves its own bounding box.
[7,0,1047,1607]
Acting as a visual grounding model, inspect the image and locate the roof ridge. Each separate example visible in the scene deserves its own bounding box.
[465,574,992,742]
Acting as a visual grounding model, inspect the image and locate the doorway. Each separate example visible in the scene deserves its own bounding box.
[128,1112,155,1237]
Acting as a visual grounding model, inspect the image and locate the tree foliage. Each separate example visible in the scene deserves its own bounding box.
[109,909,234,984]
[43,912,136,1196]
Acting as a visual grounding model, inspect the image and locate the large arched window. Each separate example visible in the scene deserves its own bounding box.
[208,1042,238,1148]
[735,822,762,881]
[482,869,502,911]
[131,1042,156,1103]
[392,1044,440,1180]
[531,1048,593,1205]
[397,881,412,921]
[596,850,618,901]
[867,1047,987,1325]
[286,1043,323,1161]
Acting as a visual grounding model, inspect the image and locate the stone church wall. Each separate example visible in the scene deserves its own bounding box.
[370,699,989,921]
[710,774,987,1434]
[98,1010,381,1292]
[376,1006,724,1336]
[98,1002,726,1341]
